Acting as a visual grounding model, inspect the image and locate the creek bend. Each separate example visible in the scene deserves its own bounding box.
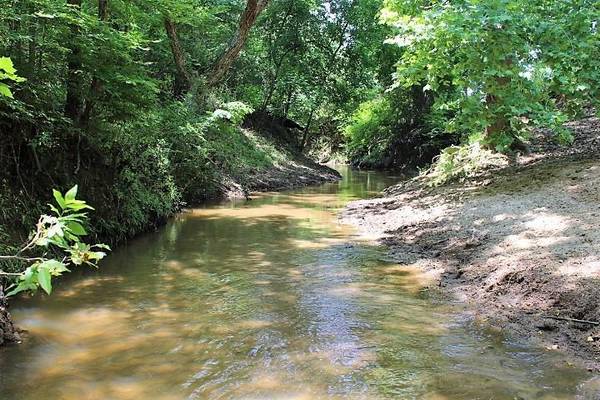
[0,167,591,399]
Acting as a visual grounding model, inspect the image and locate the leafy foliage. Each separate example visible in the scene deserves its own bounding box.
[382,0,600,152]
[0,1,276,246]
[344,85,452,169]
[424,144,507,186]
[2,186,109,297]
[0,57,26,98]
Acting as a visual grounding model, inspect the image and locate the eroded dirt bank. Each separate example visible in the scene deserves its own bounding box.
[219,152,341,200]
[342,117,600,371]
[215,112,342,200]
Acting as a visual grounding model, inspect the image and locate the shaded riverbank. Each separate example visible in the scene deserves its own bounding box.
[217,148,341,200]
[342,117,600,373]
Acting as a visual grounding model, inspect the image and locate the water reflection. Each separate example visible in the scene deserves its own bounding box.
[0,167,591,399]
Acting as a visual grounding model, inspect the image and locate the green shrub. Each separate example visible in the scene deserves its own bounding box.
[424,143,507,186]
[345,96,393,166]
[344,88,451,170]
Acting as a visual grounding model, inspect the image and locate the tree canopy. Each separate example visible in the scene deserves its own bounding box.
[383,0,599,151]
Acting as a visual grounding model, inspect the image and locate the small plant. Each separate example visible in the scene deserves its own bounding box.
[424,143,507,186]
[0,57,26,98]
[211,101,254,125]
[0,186,109,296]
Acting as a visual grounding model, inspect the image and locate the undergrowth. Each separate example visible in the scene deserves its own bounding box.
[423,143,508,186]
[0,100,296,255]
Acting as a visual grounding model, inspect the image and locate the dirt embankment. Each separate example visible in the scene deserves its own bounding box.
[234,153,341,198]
[215,157,341,200]
[342,117,600,371]
[216,111,341,200]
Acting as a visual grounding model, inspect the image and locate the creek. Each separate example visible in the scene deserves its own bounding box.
[0,167,590,399]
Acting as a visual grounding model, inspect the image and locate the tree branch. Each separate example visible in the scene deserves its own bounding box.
[206,0,270,88]
[0,256,44,262]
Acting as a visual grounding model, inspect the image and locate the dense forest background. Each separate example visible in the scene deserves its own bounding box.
[1,0,599,258]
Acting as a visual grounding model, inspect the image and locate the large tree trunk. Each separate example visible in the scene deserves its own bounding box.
[98,0,108,20]
[206,0,270,88]
[483,92,508,142]
[483,57,513,149]
[64,0,84,122]
[164,16,192,98]
[0,287,21,346]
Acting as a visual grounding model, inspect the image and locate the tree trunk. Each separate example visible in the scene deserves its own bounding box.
[0,286,21,346]
[80,0,109,127]
[64,0,84,122]
[261,46,296,110]
[206,0,270,88]
[300,107,315,152]
[483,93,507,142]
[261,64,280,110]
[283,87,294,119]
[27,21,37,79]
[260,6,294,110]
[98,0,108,20]
[164,16,192,98]
[483,58,513,148]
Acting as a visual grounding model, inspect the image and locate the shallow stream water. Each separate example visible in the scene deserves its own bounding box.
[0,167,593,399]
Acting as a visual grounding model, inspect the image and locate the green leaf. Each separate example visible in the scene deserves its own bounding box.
[88,251,106,262]
[22,266,36,284]
[67,221,87,236]
[0,57,16,75]
[65,185,78,201]
[61,213,87,221]
[48,236,69,249]
[65,200,93,211]
[53,189,66,210]
[0,83,13,98]
[6,282,35,297]
[40,259,70,275]
[37,267,52,295]
[48,204,61,215]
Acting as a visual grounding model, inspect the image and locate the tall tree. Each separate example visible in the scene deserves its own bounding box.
[64,0,84,121]
[206,0,270,88]
[164,15,192,98]
[382,0,600,152]
[80,0,110,126]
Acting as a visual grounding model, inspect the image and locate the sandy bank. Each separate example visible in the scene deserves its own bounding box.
[342,117,600,371]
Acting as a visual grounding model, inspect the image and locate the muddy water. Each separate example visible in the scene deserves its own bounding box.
[0,167,592,399]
